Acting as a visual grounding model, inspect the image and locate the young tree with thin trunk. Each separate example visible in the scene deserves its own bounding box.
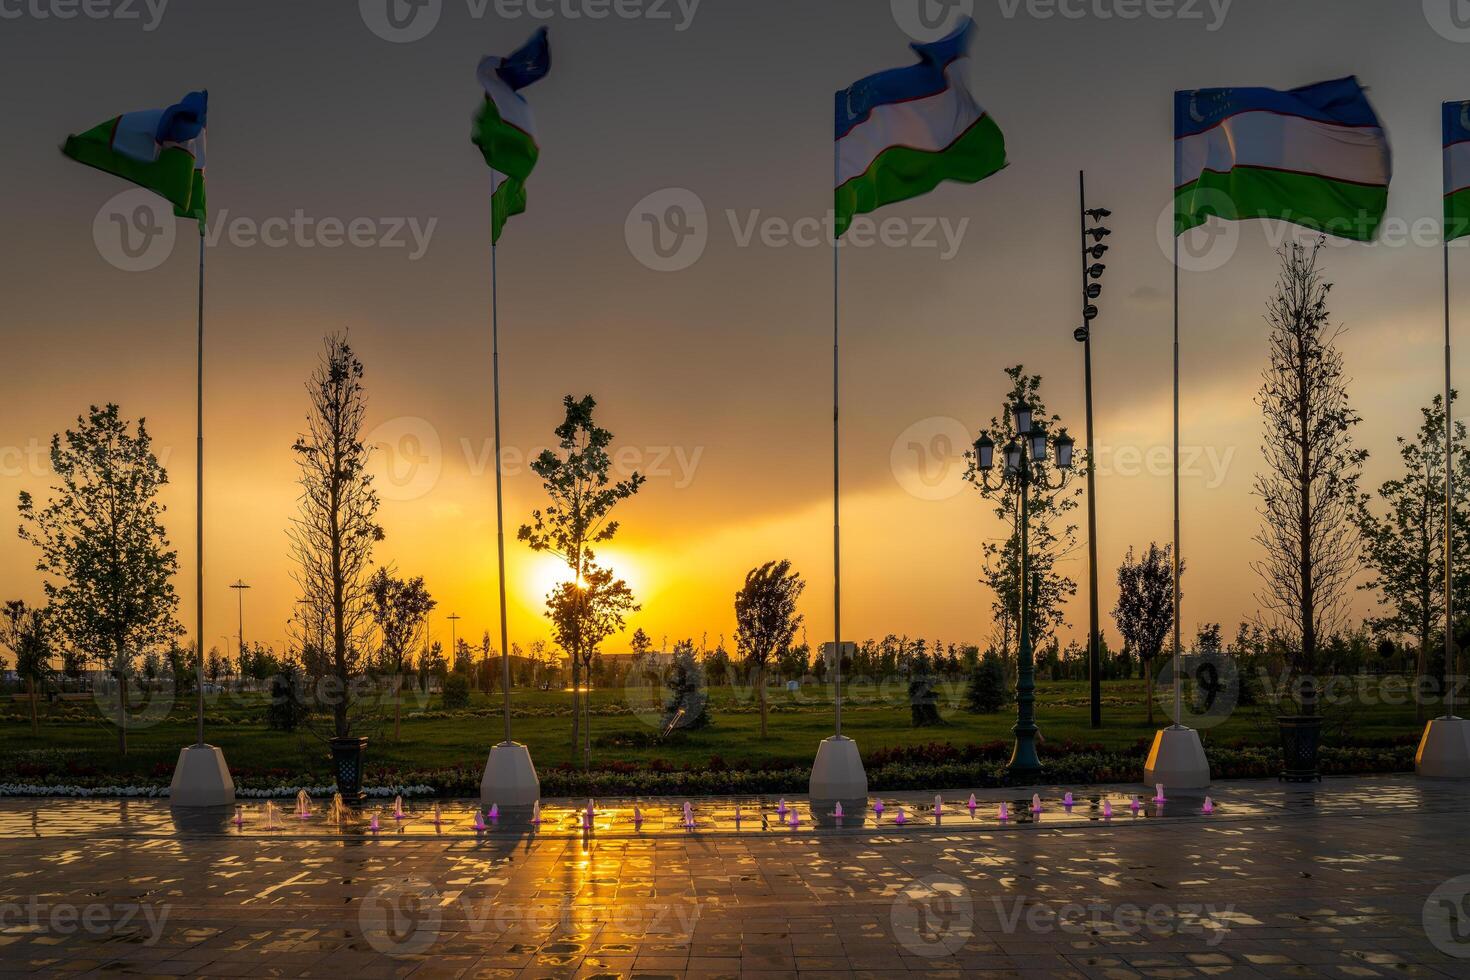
[18,405,180,754]
[1,600,52,733]
[733,559,805,738]
[546,561,638,766]
[1112,543,1181,725]
[368,568,434,740]
[1354,395,1470,720]
[519,395,644,757]
[1252,241,1365,712]
[288,334,384,740]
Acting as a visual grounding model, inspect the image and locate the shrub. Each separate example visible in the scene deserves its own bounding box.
[442,674,470,709]
[662,642,709,731]
[265,663,305,732]
[966,651,1011,713]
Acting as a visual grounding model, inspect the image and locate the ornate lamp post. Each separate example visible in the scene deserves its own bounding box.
[975,405,1075,779]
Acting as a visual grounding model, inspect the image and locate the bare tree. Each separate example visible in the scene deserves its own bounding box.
[733,560,805,738]
[288,334,383,740]
[1252,241,1365,711]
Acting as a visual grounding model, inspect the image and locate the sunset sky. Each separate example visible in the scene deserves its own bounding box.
[2,1,1467,659]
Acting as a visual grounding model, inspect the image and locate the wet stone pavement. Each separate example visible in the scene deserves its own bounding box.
[0,775,1466,977]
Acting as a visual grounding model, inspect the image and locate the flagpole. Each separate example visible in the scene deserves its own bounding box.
[491,184,514,745]
[1445,201,1456,720]
[195,227,206,747]
[1171,232,1182,727]
[832,142,843,739]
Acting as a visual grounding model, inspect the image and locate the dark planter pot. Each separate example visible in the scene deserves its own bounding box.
[1278,715,1322,782]
[329,736,369,803]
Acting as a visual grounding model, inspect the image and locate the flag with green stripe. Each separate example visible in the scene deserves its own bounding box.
[472,29,549,244]
[62,90,207,230]
[1445,101,1470,243]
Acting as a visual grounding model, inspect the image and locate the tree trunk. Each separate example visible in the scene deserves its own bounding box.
[583,659,592,770]
[571,657,581,753]
[27,676,38,735]
[116,658,128,756]
[1297,328,1317,713]
[1145,660,1155,725]
[394,674,402,741]
[757,662,767,738]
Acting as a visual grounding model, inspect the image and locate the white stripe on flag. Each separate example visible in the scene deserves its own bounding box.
[477,57,537,138]
[1446,140,1470,195]
[1175,110,1388,188]
[836,58,982,187]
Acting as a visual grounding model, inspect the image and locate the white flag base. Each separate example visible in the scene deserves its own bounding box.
[1143,725,1210,791]
[481,741,540,809]
[168,743,235,808]
[1415,716,1470,779]
[809,734,867,819]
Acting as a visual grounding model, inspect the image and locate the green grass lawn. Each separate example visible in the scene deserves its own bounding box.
[0,677,1426,784]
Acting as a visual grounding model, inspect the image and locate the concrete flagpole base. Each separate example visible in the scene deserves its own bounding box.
[481,741,540,810]
[1143,725,1210,791]
[1415,716,1470,778]
[809,734,868,820]
[168,743,236,808]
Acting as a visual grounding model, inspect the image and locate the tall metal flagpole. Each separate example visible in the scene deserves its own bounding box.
[1445,194,1456,720]
[491,184,514,744]
[195,229,206,747]
[833,142,843,737]
[1171,233,1182,727]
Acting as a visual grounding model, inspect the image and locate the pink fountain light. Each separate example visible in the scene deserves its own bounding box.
[369,813,380,834]
[1030,793,1043,814]
[776,798,787,817]
[473,809,487,832]
[998,802,1010,822]
[488,803,499,822]
[633,805,644,827]
[966,793,978,817]
[1153,783,1167,804]
[833,801,844,820]
[874,799,885,818]
[933,795,943,824]
[531,801,541,825]
[1202,796,1215,814]
[1130,795,1142,814]
[894,807,907,826]
[1103,799,1113,819]
[683,802,695,829]
[788,808,798,829]
[1063,791,1074,809]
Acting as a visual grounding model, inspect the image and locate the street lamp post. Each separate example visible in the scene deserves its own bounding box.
[1075,174,1112,728]
[447,613,461,674]
[975,404,1075,779]
[229,580,250,660]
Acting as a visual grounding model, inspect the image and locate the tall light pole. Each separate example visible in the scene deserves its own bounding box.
[229,580,250,660]
[975,405,1075,779]
[1074,173,1112,728]
[447,613,461,673]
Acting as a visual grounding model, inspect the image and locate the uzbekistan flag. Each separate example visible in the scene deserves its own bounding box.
[62,90,207,228]
[834,18,1006,239]
[1445,101,1470,243]
[472,28,549,244]
[1174,77,1390,241]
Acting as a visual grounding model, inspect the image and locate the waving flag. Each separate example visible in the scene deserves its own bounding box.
[1445,101,1470,243]
[62,90,207,228]
[1174,77,1390,240]
[834,18,1006,239]
[472,28,550,243]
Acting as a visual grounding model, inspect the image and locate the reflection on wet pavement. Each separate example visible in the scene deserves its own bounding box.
[0,775,1464,976]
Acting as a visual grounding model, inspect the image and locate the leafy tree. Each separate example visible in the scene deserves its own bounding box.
[266,658,305,732]
[1113,543,1181,725]
[1354,394,1470,720]
[17,404,180,754]
[287,334,383,740]
[662,639,709,731]
[1194,623,1222,655]
[368,568,435,739]
[733,560,805,738]
[1251,241,1365,714]
[964,366,1081,653]
[442,673,470,709]
[519,394,644,758]
[1,601,52,732]
[966,649,1011,713]
[546,561,638,766]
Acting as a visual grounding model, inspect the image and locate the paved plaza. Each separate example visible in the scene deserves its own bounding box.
[0,776,1467,977]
